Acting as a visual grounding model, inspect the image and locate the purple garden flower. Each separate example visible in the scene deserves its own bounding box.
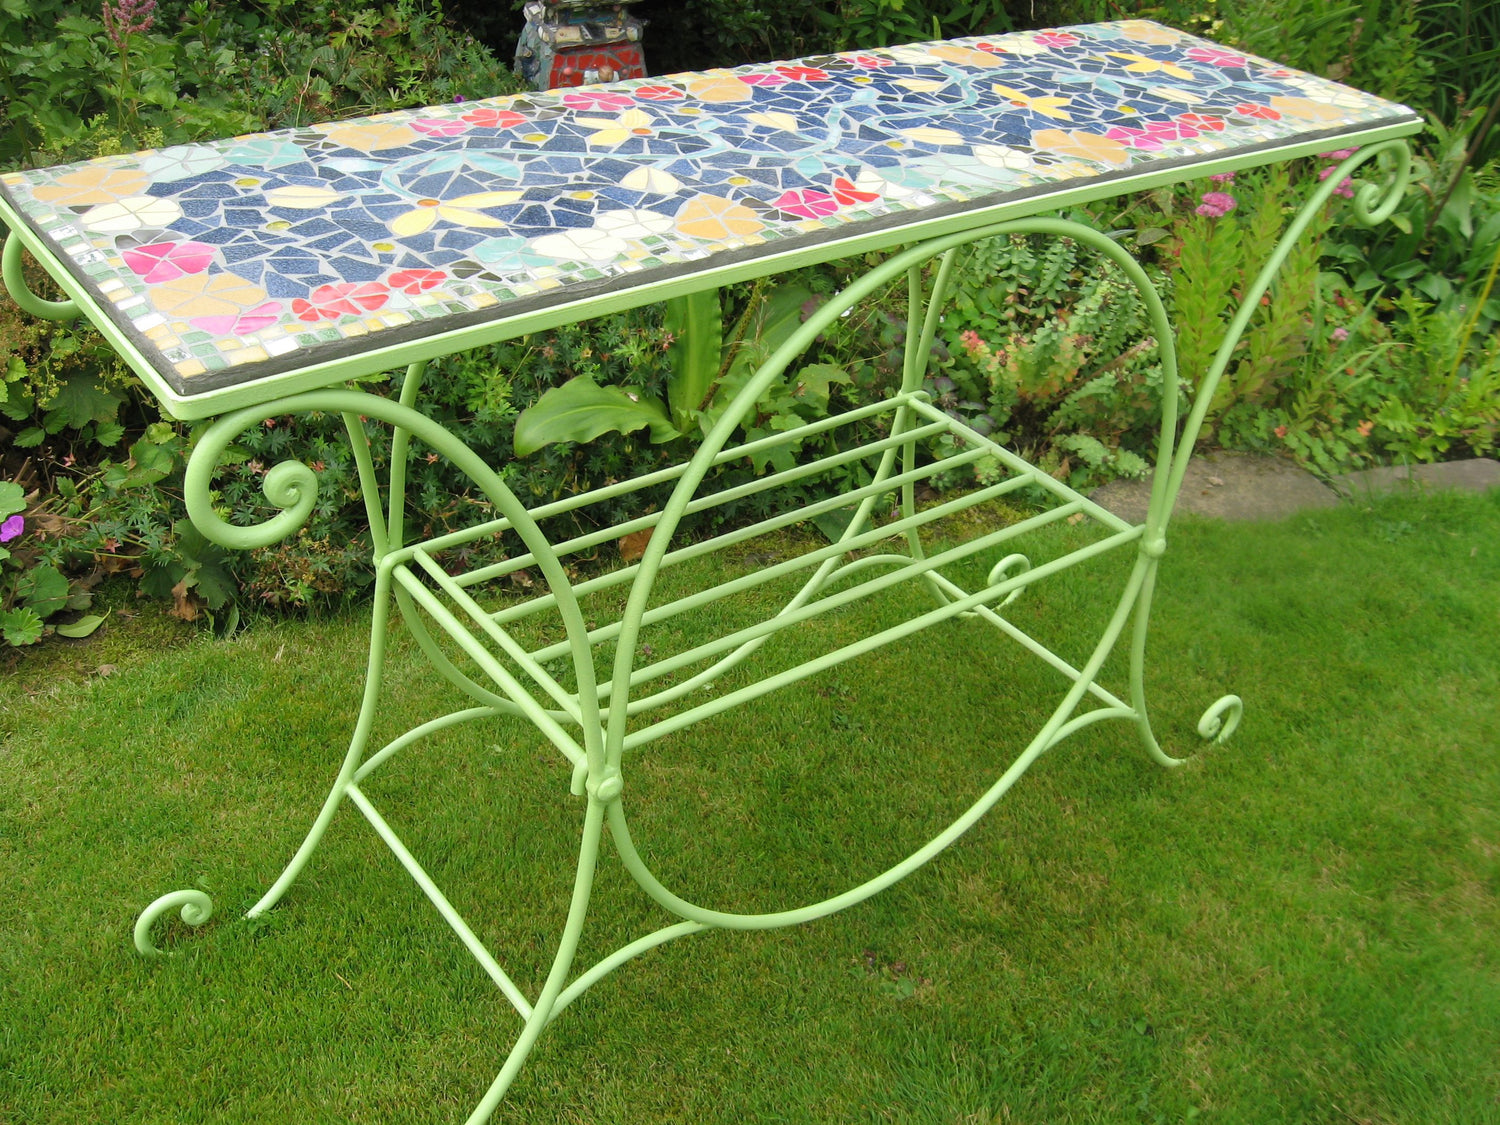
[1196,191,1237,218]
[1208,172,1236,184]
[0,514,22,543]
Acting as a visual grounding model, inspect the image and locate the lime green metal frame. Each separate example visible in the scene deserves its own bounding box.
[13,141,1410,1120]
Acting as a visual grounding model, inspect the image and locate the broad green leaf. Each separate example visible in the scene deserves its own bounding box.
[723,283,814,384]
[125,436,177,487]
[14,427,45,447]
[55,613,107,639]
[171,520,236,609]
[812,506,860,544]
[19,563,70,617]
[663,289,723,433]
[0,480,23,519]
[513,376,678,456]
[93,420,126,447]
[792,362,852,412]
[45,373,125,431]
[1,606,43,647]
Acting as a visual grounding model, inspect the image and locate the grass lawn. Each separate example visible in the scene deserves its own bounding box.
[2,486,1497,1125]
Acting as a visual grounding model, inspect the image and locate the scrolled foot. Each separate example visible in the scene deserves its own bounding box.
[134,889,214,957]
[1197,695,1243,745]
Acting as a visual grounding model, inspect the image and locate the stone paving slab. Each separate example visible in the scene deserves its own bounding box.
[1089,454,1499,524]
[1331,457,1500,499]
[1090,451,1339,524]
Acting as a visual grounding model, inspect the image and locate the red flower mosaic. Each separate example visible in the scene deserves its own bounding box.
[633,85,685,101]
[388,268,447,294]
[743,72,790,87]
[776,65,830,82]
[291,282,390,322]
[1235,102,1281,120]
[830,177,880,206]
[1034,32,1081,48]
[461,107,527,129]
[1175,112,1226,132]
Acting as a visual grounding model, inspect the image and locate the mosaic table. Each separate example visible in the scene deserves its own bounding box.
[0,21,1419,1121]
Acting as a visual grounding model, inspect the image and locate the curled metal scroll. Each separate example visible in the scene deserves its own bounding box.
[134,889,214,957]
[1197,694,1243,744]
[1348,141,1413,228]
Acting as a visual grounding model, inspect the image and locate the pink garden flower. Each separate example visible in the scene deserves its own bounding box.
[1331,326,1350,343]
[1196,191,1237,218]
[0,514,22,543]
[102,0,155,47]
[1318,166,1355,198]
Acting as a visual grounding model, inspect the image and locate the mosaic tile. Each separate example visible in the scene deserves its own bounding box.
[0,21,1417,396]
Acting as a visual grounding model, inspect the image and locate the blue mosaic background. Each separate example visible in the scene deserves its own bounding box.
[0,21,1416,394]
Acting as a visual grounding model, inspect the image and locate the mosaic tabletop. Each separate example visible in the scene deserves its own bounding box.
[0,20,1419,407]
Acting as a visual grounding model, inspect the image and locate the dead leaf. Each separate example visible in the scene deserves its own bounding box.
[94,664,117,678]
[168,578,200,622]
[619,528,653,564]
[1207,475,1224,487]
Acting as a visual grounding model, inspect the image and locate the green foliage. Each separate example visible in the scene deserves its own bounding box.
[513,376,679,454]
[822,0,1018,48]
[663,290,724,432]
[0,478,104,647]
[0,0,522,167]
[1058,0,1435,110]
[932,227,1164,487]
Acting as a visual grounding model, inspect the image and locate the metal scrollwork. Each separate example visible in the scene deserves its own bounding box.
[184,406,323,551]
[1347,140,1413,228]
[134,889,214,957]
[1197,694,1244,744]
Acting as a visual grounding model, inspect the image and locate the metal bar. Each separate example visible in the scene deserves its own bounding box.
[487,437,995,631]
[346,784,535,1020]
[392,566,587,770]
[623,522,1138,751]
[528,473,1051,669]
